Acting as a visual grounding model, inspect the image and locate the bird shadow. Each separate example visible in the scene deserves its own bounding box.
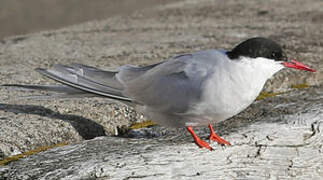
[0,103,106,140]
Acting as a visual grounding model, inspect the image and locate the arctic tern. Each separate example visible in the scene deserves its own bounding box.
[3,37,316,151]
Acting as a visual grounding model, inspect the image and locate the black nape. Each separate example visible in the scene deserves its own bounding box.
[226,37,287,61]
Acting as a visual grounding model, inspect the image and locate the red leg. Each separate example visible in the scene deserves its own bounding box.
[186,126,213,151]
[208,124,231,146]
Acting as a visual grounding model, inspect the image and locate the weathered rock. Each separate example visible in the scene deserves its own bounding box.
[0,86,322,179]
[0,0,323,179]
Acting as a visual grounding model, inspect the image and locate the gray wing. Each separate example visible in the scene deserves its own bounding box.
[3,62,164,102]
[119,51,219,114]
[3,64,130,101]
[4,50,223,112]
[34,64,132,101]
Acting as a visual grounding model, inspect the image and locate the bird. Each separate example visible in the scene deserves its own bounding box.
[3,37,316,151]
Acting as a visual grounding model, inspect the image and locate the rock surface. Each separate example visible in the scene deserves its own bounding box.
[0,0,322,179]
[1,86,322,179]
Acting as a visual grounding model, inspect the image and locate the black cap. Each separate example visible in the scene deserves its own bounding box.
[226,37,287,61]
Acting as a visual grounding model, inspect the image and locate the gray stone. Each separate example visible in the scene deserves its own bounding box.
[0,0,323,179]
[1,86,322,179]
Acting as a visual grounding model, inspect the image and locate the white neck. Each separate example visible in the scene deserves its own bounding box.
[232,57,285,88]
[223,57,284,104]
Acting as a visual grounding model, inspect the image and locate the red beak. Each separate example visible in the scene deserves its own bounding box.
[282,60,316,72]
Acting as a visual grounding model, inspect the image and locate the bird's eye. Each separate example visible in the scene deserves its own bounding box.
[271,52,277,58]
[281,52,288,61]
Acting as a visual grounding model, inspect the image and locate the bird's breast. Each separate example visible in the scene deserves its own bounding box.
[186,66,266,123]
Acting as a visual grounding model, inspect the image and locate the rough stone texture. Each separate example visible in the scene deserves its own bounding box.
[0,86,322,179]
[0,0,323,179]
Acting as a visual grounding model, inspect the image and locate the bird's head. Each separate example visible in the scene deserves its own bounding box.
[226,37,316,72]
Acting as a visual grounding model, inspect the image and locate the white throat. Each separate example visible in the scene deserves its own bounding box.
[232,57,285,88]
[221,56,284,105]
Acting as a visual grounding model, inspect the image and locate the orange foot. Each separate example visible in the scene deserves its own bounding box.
[186,126,213,151]
[208,124,231,146]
